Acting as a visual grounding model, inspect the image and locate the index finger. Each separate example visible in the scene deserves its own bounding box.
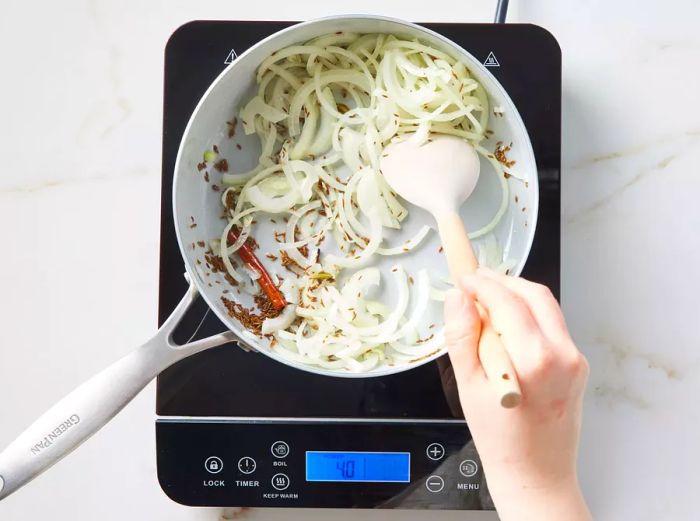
[459,274,543,368]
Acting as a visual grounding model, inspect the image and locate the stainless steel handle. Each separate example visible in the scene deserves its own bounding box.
[0,282,235,501]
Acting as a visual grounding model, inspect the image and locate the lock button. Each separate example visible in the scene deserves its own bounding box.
[205,456,223,474]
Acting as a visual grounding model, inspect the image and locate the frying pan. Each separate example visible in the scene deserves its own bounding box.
[0,15,538,500]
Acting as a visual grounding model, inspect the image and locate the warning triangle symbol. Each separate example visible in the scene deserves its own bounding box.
[483,51,500,67]
[224,49,238,65]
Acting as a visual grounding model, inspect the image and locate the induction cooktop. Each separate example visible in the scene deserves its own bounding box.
[156,20,561,510]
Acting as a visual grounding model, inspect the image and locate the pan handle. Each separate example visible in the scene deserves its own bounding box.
[0,282,236,501]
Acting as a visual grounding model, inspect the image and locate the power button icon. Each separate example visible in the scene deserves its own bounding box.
[204,456,223,474]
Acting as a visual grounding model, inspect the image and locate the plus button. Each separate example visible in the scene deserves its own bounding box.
[426,443,445,461]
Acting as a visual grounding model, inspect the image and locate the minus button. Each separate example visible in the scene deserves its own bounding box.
[425,475,445,493]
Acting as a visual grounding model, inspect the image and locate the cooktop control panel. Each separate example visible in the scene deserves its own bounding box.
[156,421,491,509]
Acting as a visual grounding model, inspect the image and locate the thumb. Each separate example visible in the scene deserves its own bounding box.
[444,288,483,379]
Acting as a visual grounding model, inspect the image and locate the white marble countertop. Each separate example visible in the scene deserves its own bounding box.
[1,0,699,519]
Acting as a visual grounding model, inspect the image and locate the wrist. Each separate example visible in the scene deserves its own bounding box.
[488,475,591,521]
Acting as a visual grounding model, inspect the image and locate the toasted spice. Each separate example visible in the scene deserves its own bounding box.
[236,143,242,150]
[204,171,210,183]
[224,190,238,213]
[213,144,219,154]
[438,246,444,253]
[226,117,238,138]
[409,349,441,363]
[266,253,279,262]
[254,293,284,320]
[196,241,206,248]
[280,250,304,273]
[214,159,229,172]
[221,295,280,337]
[205,250,223,269]
[205,250,238,287]
[197,162,206,171]
[494,142,517,168]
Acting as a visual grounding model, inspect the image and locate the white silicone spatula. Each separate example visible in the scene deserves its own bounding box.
[381,135,522,408]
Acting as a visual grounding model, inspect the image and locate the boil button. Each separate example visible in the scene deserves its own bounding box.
[271,441,290,459]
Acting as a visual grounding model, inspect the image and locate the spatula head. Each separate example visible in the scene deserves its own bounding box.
[380,135,481,218]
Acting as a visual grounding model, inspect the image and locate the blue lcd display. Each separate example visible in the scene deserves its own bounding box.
[306,451,410,483]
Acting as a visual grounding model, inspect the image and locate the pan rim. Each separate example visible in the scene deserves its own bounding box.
[172,14,539,378]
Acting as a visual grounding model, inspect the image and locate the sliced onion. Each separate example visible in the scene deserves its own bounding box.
[220,32,520,372]
[240,95,288,135]
[262,305,296,334]
[324,212,382,269]
[377,225,431,255]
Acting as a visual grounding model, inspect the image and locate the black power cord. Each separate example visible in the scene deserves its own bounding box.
[494,0,510,23]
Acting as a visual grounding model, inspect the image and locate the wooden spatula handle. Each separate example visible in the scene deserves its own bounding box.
[437,211,522,408]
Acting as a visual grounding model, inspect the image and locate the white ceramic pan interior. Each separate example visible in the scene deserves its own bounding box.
[173,15,539,377]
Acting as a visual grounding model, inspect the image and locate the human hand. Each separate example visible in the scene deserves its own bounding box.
[444,268,591,521]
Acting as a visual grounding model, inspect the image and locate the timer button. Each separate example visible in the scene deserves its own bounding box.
[271,441,290,459]
[425,475,445,493]
[237,456,256,474]
[426,443,445,460]
[271,473,290,491]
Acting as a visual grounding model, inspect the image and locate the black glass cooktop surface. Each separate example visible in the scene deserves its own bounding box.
[156,21,561,420]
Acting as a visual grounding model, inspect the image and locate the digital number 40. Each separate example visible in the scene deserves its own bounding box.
[336,460,355,478]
